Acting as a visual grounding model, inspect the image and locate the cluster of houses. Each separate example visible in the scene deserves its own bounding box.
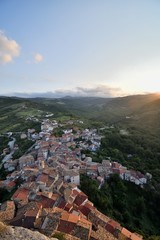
[0,182,143,240]
[41,119,58,133]
[0,118,145,240]
[87,160,150,187]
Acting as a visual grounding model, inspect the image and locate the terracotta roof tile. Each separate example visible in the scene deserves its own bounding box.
[74,192,88,206]
[57,199,67,209]
[84,201,94,209]
[35,195,55,208]
[68,214,79,223]
[105,219,121,236]
[12,188,30,201]
[120,228,143,240]
[79,205,91,217]
[25,209,39,217]
[57,219,76,234]
[6,181,16,188]
[36,173,49,183]
[64,203,73,212]
[72,189,80,197]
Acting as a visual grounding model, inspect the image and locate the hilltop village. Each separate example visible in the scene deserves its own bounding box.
[0,118,147,240]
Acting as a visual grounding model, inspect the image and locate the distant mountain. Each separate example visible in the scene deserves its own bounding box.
[0,93,160,133]
[59,93,160,122]
[123,96,160,133]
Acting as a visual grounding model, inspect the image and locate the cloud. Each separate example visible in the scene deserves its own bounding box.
[0,31,20,64]
[34,53,43,63]
[54,85,123,98]
[6,85,124,98]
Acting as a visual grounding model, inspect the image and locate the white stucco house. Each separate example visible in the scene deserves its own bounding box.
[63,170,80,186]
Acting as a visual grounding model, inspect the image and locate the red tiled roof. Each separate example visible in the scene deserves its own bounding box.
[87,165,98,171]
[112,162,121,168]
[57,211,80,234]
[68,214,79,223]
[36,195,55,208]
[25,208,39,217]
[84,201,94,209]
[130,170,137,177]
[74,192,88,206]
[112,168,121,174]
[36,173,49,183]
[105,219,121,235]
[57,219,76,234]
[78,217,92,227]
[6,181,16,188]
[51,194,59,201]
[64,203,73,212]
[121,228,143,240]
[72,189,80,197]
[79,205,92,217]
[12,188,30,201]
[57,199,67,209]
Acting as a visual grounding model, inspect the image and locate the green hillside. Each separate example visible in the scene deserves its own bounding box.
[1,93,160,133]
[80,174,160,238]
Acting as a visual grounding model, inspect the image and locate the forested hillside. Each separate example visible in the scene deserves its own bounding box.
[80,174,160,238]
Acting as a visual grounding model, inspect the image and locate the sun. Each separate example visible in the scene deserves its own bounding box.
[121,78,160,96]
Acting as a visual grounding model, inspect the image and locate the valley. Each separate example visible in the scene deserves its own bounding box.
[0,94,160,239]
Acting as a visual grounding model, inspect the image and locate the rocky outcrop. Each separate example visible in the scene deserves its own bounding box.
[0,201,15,222]
[0,222,58,240]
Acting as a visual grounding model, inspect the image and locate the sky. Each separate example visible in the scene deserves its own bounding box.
[0,0,160,98]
